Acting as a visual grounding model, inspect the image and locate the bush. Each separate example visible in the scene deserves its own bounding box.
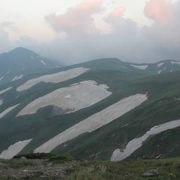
[14,153,54,160]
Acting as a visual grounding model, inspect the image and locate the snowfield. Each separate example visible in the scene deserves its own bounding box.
[0,139,32,159]
[111,119,180,161]
[34,94,147,153]
[0,104,19,119]
[0,87,12,95]
[17,80,112,116]
[131,64,148,70]
[12,74,23,81]
[17,67,89,91]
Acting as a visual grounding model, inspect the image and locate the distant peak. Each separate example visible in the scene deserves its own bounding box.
[10,47,38,56]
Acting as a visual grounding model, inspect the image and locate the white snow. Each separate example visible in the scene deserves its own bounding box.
[17,80,112,116]
[131,64,148,70]
[0,87,12,95]
[0,76,4,81]
[0,104,19,119]
[171,61,180,65]
[12,74,23,81]
[157,62,164,67]
[0,99,3,106]
[17,67,89,92]
[34,94,147,153]
[0,139,32,159]
[158,70,162,74]
[111,119,180,161]
[41,60,46,66]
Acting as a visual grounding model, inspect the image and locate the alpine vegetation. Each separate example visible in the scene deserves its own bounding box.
[111,119,180,161]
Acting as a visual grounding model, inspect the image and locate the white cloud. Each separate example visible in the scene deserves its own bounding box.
[1,0,180,65]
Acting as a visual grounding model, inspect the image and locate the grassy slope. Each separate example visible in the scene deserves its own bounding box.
[53,72,180,160]
[0,59,146,153]
[1,59,180,160]
[67,158,180,180]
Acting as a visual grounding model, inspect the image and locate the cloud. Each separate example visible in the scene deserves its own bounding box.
[45,0,102,35]
[145,0,174,22]
[0,22,15,52]
[143,0,180,53]
[1,0,180,65]
[110,7,125,17]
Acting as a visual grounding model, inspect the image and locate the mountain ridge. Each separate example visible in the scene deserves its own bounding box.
[0,47,62,85]
[0,56,180,161]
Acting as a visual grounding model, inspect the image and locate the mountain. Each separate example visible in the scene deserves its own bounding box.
[129,59,180,74]
[0,58,180,161]
[0,47,61,85]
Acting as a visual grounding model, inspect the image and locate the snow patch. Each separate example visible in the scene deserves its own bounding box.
[17,67,89,92]
[65,94,71,99]
[0,76,4,81]
[171,61,180,65]
[111,119,180,161]
[131,64,148,70]
[41,60,46,66]
[157,62,164,67]
[0,99,3,106]
[0,87,12,95]
[34,94,147,153]
[12,74,23,81]
[158,70,162,74]
[0,104,19,119]
[0,139,32,159]
[17,80,111,116]
[0,100,3,106]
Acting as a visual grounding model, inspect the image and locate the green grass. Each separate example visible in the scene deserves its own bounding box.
[0,158,35,168]
[67,158,180,180]
[1,156,180,179]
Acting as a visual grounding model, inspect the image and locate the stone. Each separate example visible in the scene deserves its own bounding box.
[142,169,159,177]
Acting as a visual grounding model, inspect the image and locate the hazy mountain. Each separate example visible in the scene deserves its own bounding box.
[0,58,180,161]
[129,59,180,74]
[0,47,62,85]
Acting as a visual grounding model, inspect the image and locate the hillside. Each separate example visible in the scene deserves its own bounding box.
[0,58,180,161]
[129,59,180,74]
[0,47,61,85]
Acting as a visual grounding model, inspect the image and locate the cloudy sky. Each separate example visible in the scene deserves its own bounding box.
[0,0,180,64]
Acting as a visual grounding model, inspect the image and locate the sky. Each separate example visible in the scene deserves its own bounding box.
[0,0,180,64]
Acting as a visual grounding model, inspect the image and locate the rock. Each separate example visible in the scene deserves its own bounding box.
[142,169,159,177]
[21,156,27,160]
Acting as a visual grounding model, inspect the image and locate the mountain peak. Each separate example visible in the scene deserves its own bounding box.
[10,47,38,56]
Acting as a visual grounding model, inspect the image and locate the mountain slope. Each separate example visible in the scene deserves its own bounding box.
[129,59,180,74]
[0,47,61,85]
[0,58,180,161]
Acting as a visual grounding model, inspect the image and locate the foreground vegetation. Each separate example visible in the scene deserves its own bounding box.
[0,153,180,179]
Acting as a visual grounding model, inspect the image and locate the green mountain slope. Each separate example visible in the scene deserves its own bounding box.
[0,47,61,85]
[129,59,180,74]
[0,58,180,161]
